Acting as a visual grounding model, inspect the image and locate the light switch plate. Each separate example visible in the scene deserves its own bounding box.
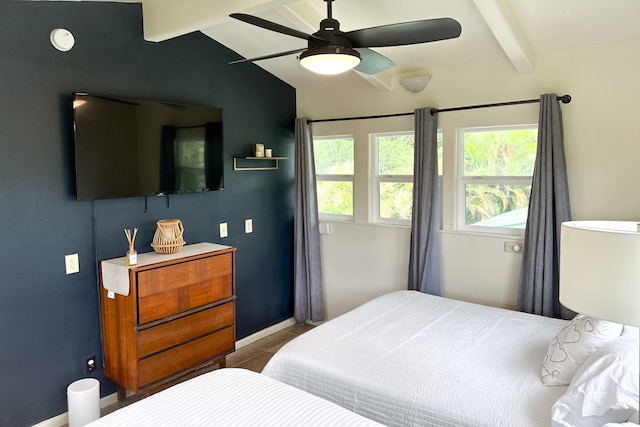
[219,222,228,238]
[245,219,253,233]
[65,253,79,274]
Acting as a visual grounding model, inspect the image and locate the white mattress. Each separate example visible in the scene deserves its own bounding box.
[86,368,382,426]
[262,290,570,427]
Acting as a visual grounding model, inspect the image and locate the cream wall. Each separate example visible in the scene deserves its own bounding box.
[297,38,640,320]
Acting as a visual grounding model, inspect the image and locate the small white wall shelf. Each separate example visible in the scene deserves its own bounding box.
[233,157,288,171]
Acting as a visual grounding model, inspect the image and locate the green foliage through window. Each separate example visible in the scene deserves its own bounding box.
[380,182,413,220]
[314,138,354,175]
[461,127,537,229]
[314,137,354,217]
[378,135,414,175]
[375,132,442,223]
[317,181,353,216]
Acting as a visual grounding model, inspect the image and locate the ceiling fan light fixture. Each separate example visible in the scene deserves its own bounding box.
[299,46,361,75]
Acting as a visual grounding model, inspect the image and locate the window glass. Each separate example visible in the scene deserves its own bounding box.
[373,132,442,224]
[377,135,414,175]
[463,128,536,176]
[314,136,354,219]
[460,127,537,232]
[317,181,353,216]
[379,182,413,220]
[314,138,354,174]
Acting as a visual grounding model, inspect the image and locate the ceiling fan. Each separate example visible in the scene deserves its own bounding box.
[229,0,462,75]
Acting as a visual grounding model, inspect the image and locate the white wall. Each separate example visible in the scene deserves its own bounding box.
[298,38,640,319]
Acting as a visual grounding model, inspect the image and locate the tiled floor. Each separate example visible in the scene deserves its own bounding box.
[227,323,315,372]
[100,323,314,417]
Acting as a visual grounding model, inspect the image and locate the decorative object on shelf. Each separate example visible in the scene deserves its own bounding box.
[151,219,185,254]
[265,148,272,158]
[255,143,264,157]
[124,228,138,266]
[400,75,431,93]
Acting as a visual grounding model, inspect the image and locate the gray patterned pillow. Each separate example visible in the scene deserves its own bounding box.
[542,314,623,386]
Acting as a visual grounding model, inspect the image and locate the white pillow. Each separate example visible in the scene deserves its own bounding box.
[551,331,639,427]
[542,314,623,386]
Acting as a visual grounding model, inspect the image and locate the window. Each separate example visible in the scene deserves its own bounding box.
[372,132,443,224]
[458,126,537,233]
[314,136,354,220]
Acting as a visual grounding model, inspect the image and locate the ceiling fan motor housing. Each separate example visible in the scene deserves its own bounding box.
[309,18,353,49]
[299,45,361,61]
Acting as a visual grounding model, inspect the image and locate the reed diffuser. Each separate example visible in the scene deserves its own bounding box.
[124,228,138,266]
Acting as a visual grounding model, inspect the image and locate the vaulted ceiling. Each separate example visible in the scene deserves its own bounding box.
[40,0,640,90]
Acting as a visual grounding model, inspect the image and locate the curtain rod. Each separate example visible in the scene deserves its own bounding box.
[308,94,572,123]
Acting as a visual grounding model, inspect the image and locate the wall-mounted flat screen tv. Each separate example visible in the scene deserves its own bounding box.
[72,93,223,201]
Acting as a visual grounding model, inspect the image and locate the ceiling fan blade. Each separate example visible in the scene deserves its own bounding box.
[229,48,306,65]
[345,18,461,48]
[230,13,326,42]
[353,48,396,75]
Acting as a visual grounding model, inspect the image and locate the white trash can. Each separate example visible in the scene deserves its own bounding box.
[67,378,100,427]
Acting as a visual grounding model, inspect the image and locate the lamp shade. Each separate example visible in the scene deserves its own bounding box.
[299,46,360,75]
[560,221,640,326]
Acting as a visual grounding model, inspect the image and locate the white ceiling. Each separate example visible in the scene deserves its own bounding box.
[38,0,640,90]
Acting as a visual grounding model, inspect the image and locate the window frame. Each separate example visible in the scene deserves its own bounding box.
[370,131,415,226]
[314,135,355,222]
[456,124,537,235]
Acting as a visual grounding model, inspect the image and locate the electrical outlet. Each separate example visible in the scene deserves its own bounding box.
[245,219,253,233]
[86,356,96,373]
[65,253,79,274]
[219,222,228,238]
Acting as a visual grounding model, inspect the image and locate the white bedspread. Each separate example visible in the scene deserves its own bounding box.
[262,290,570,427]
[86,368,382,426]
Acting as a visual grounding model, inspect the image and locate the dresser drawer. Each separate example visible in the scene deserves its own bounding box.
[137,301,234,358]
[137,253,233,323]
[138,326,235,387]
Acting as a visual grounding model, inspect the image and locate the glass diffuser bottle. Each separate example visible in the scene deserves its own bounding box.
[124,228,138,266]
[126,245,137,266]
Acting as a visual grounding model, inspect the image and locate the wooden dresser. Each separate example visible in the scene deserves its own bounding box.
[99,243,236,399]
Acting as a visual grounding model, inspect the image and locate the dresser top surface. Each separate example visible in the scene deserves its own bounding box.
[101,243,234,296]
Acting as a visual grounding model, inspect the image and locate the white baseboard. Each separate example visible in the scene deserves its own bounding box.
[33,317,296,427]
[236,317,296,348]
[32,392,118,427]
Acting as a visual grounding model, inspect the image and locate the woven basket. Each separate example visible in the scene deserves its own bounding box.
[151,219,185,254]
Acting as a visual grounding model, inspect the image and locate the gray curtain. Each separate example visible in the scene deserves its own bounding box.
[517,94,573,319]
[293,118,324,323]
[408,108,442,294]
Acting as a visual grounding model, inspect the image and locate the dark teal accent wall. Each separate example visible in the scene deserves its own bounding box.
[0,2,296,425]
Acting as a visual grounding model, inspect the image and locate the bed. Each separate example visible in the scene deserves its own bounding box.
[85,368,383,426]
[262,290,573,426]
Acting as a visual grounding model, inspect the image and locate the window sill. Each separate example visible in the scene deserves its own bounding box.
[440,228,525,240]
